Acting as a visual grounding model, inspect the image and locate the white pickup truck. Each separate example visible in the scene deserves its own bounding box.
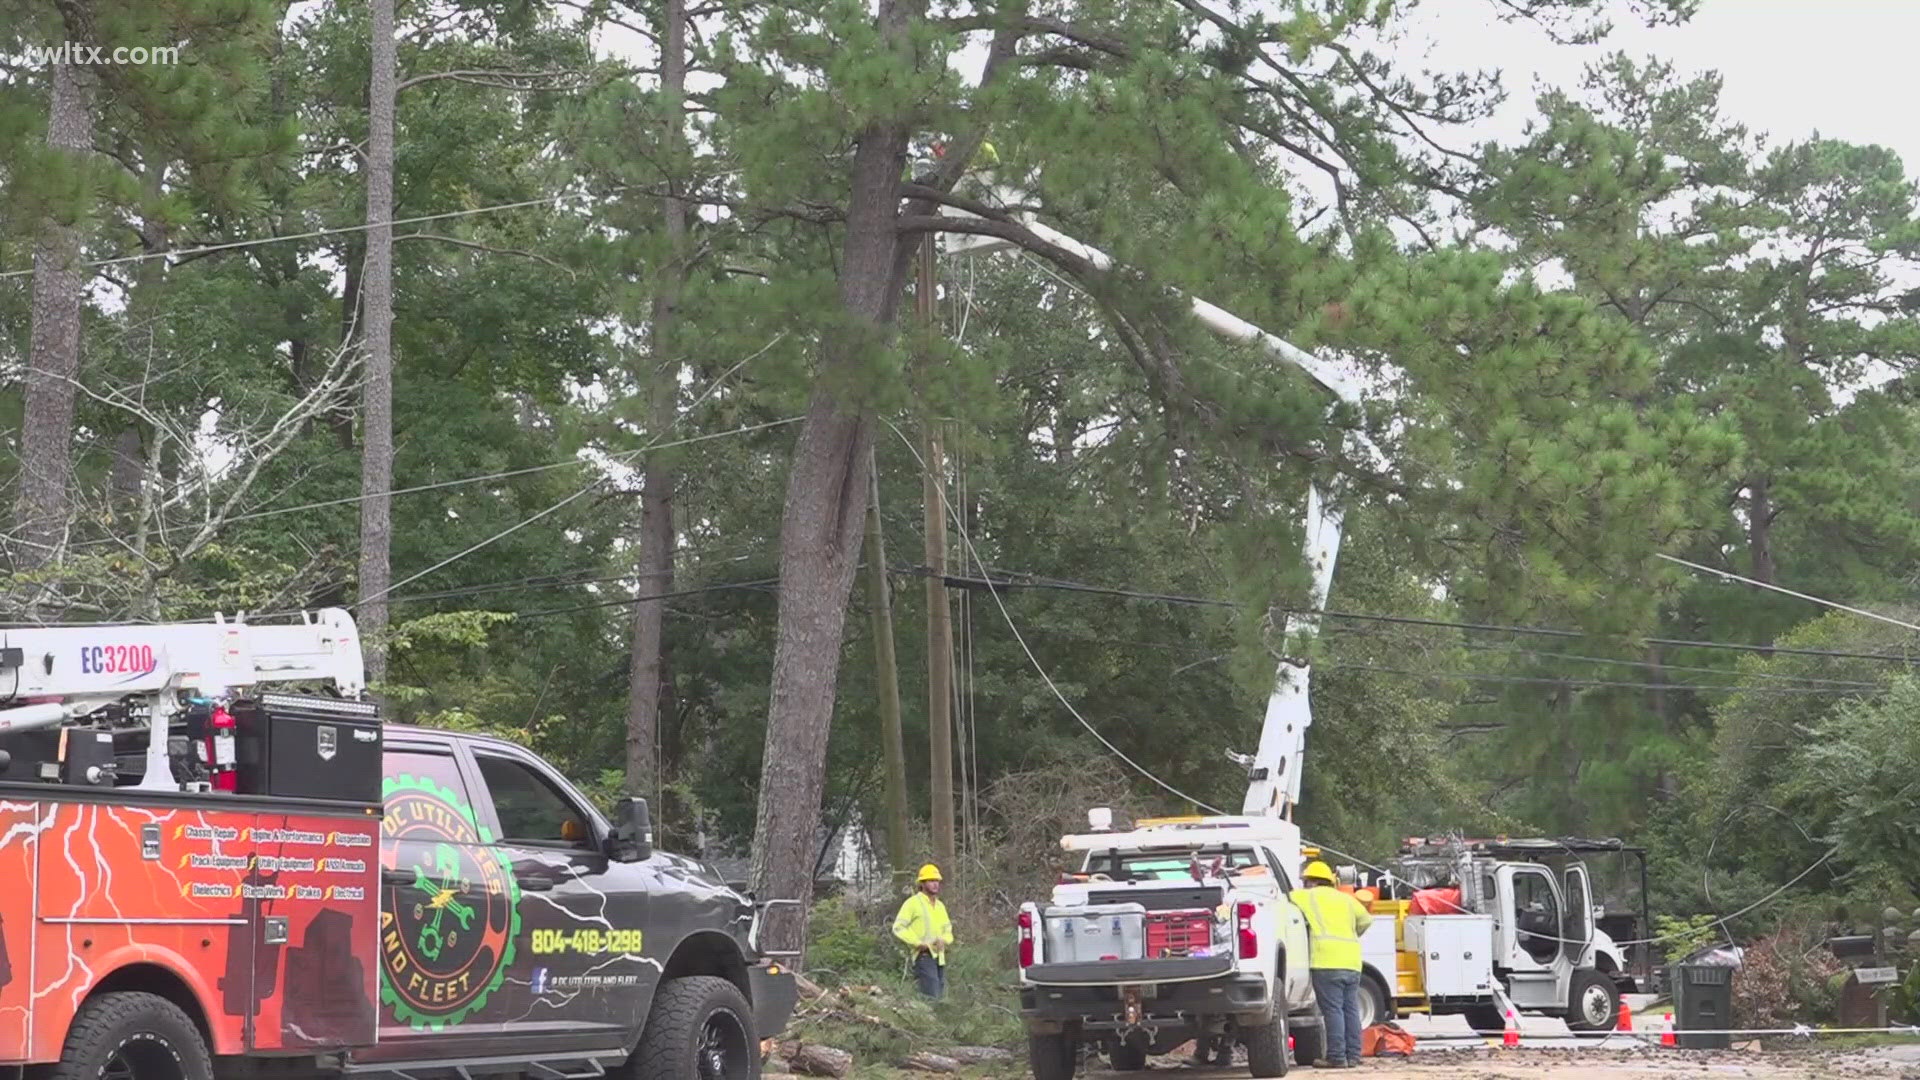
[1015,813,1325,1078]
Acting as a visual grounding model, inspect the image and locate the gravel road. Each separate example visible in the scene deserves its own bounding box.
[1082,1045,1920,1079]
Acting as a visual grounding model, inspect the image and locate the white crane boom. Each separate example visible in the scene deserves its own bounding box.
[0,609,364,790]
[946,186,1382,820]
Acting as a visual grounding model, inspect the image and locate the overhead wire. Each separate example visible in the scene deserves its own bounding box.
[885,416,1229,815]
[1659,552,1920,634]
[355,338,783,608]
[0,184,637,280]
[911,566,1920,665]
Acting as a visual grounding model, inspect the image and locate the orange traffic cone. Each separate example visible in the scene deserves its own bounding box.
[1502,1009,1520,1048]
[1660,1013,1676,1047]
[1617,1001,1633,1033]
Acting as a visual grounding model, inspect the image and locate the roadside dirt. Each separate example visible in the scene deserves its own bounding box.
[1077,1046,1920,1079]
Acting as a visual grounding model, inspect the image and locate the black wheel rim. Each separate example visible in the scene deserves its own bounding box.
[100,1035,186,1080]
[697,1009,751,1080]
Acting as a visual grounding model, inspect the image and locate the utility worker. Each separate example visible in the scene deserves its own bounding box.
[1291,860,1373,1069]
[893,863,956,999]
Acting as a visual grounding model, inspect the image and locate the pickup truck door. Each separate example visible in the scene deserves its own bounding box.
[1265,857,1312,1008]
[377,741,527,1052]
[468,748,656,1043]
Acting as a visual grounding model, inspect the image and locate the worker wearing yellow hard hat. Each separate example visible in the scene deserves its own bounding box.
[893,863,956,999]
[1292,860,1374,1068]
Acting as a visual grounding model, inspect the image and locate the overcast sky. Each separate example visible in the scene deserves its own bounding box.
[1411,0,1920,174]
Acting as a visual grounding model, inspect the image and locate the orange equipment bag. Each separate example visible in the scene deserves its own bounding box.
[1362,1022,1417,1058]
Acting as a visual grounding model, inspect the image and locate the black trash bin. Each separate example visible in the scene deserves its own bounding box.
[1668,964,1734,1049]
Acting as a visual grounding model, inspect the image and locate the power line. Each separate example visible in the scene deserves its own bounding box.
[915,566,1920,665]
[515,578,780,619]
[884,417,1230,815]
[1447,639,1883,689]
[1321,661,1886,697]
[1659,552,1920,634]
[355,339,782,608]
[0,185,637,280]
[195,418,800,530]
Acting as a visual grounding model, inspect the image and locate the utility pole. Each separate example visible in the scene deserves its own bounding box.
[863,453,912,882]
[920,236,957,874]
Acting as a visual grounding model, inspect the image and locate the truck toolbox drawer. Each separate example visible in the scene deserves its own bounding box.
[1145,910,1216,958]
[1043,903,1147,963]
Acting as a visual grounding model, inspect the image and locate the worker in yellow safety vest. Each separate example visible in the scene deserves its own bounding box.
[1290,860,1373,1068]
[892,863,956,999]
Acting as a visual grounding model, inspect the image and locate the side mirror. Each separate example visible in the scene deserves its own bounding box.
[609,797,654,862]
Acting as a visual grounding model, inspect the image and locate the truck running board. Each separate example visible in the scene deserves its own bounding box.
[343,1051,622,1080]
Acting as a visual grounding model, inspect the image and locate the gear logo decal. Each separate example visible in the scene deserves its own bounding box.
[379,774,521,1030]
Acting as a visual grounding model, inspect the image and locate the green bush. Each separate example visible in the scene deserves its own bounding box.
[1652,914,1722,966]
[808,896,901,985]
[795,897,1024,1067]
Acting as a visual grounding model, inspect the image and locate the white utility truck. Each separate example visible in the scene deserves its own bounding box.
[1347,836,1648,1035]
[1015,813,1322,1078]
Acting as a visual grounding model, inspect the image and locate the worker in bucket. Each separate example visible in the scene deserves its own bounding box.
[893,863,956,999]
[1291,860,1374,1068]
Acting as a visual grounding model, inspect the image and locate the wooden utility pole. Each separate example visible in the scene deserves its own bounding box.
[862,455,912,881]
[920,237,956,874]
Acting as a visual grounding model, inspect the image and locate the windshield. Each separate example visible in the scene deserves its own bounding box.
[1081,848,1262,882]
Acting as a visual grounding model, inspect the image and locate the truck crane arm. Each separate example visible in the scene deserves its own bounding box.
[0,608,364,790]
[945,187,1384,821]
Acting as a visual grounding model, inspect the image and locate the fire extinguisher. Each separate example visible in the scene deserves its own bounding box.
[207,704,237,791]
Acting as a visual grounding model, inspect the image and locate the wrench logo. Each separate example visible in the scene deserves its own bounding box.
[379,775,520,1031]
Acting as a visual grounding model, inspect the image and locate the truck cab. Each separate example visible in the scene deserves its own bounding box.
[362,724,796,1072]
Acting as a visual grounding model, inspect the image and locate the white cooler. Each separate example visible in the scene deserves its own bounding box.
[1042,902,1148,962]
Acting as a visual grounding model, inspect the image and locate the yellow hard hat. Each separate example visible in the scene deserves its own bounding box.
[917,863,943,883]
[1303,860,1336,884]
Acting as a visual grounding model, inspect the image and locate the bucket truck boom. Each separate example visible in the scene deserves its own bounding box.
[946,187,1384,820]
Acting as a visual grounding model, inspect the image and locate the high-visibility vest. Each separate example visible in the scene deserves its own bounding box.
[1289,885,1372,970]
[892,891,955,966]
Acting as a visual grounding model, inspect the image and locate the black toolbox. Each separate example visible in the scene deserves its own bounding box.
[231,692,382,802]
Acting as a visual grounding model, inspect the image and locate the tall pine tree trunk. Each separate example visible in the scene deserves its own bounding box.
[747,119,909,957]
[11,60,93,571]
[625,0,688,804]
[1747,477,1775,585]
[357,0,397,683]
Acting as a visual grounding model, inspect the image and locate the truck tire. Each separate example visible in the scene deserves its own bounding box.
[1287,1010,1324,1065]
[1028,1032,1075,1080]
[1357,974,1390,1030]
[1243,1020,1288,1078]
[1108,1036,1148,1071]
[1565,968,1621,1036]
[632,975,760,1080]
[44,991,212,1080]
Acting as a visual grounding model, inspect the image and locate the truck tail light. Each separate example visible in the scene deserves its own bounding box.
[1236,902,1257,959]
[1017,909,1035,968]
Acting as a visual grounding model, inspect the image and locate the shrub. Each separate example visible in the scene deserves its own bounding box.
[1732,918,1845,1030]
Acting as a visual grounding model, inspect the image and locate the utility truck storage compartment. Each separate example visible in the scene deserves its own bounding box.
[1043,903,1148,963]
[1405,915,1496,997]
[1145,909,1217,958]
